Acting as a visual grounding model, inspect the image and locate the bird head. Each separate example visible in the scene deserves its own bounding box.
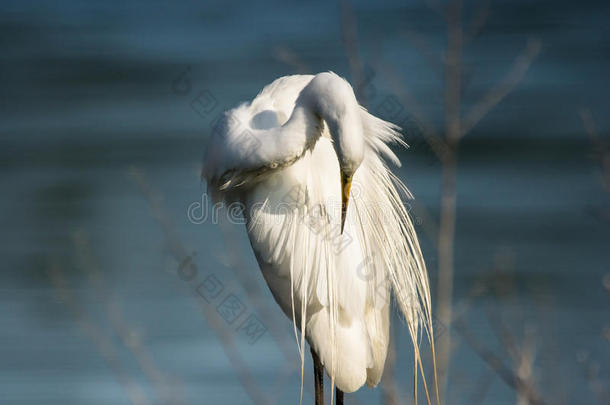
[325,105,364,234]
[300,72,365,234]
[274,71,368,233]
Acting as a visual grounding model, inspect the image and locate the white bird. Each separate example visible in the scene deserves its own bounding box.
[203,72,437,405]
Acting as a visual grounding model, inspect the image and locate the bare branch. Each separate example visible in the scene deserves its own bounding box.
[73,230,186,405]
[577,350,610,405]
[516,328,538,405]
[339,0,368,104]
[129,168,270,405]
[272,46,310,74]
[48,265,153,405]
[468,370,494,405]
[461,38,541,137]
[454,320,550,405]
[444,0,464,142]
[403,29,444,77]
[580,108,610,194]
[580,109,599,140]
[380,325,398,405]
[485,304,521,363]
[436,2,463,398]
[464,0,491,44]
[425,0,447,17]
[374,60,449,162]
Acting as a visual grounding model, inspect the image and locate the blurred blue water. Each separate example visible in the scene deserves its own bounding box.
[1,0,609,404]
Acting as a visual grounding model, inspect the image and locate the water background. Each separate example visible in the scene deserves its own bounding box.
[1,0,609,404]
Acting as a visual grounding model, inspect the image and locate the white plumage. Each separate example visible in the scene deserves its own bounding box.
[203,72,435,400]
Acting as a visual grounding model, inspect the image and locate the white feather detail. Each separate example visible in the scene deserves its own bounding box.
[203,72,436,398]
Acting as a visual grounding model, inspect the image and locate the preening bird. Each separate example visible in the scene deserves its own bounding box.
[203,72,437,405]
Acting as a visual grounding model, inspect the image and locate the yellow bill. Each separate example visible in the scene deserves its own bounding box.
[340,170,353,234]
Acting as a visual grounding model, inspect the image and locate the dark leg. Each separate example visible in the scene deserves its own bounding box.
[335,387,344,405]
[311,347,324,405]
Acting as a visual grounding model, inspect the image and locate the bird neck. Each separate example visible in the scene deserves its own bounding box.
[283,104,324,153]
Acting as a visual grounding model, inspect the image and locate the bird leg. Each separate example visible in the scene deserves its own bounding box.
[335,387,344,405]
[311,347,324,405]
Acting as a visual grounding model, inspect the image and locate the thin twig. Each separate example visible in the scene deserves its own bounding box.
[464,0,490,44]
[468,369,494,405]
[72,230,186,405]
[577,350,610,405]
[339,0,368,105]
[48,264,153,405]
[380,323,398,405]
[515,328,537,405]
[425,0,447,17]
[272,47,310,74]
[130,167,270,405]
[461,38,541,137]
[454,319,549,405]
[374,60,449,162]
[580,108,610,193]
[435,1,464,398]
[403,29,444,77]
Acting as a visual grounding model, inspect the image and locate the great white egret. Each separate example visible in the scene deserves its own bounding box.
[203,72,436,405]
